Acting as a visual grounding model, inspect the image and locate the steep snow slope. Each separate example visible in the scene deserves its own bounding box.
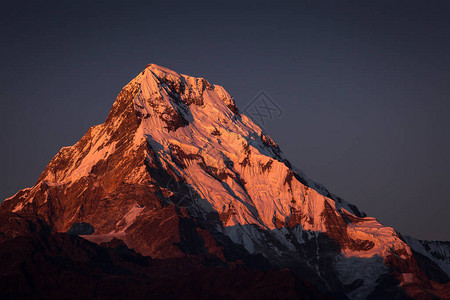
[405,236,450,276]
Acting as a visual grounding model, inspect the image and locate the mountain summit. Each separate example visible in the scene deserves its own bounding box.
[1,64,449,299]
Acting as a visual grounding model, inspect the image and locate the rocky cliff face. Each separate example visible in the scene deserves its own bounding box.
[1,64,449,299]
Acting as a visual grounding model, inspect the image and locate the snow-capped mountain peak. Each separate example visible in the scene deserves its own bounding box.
[1,64,448,299]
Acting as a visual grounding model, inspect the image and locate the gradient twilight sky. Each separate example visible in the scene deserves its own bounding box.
[1,1,449,240]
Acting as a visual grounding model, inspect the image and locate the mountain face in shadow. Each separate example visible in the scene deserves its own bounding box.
[1,64,448,299]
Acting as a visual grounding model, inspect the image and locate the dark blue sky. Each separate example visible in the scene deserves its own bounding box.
[1,1,449,240]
